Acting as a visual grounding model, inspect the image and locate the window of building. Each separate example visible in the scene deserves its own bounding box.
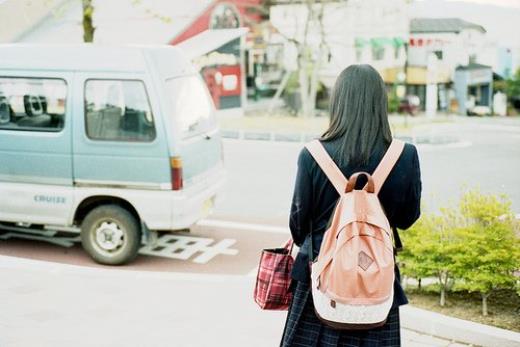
[209,3,240,29]
[394,46,401,60]
[356,47,363,62]
[0,77,66,132]
[372,45,385,61]
[434,50,443,60]
[84,80,156,142]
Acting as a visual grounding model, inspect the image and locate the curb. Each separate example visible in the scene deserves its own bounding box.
[400,305,520,347]
[221,129,469,148]
[221,129,319,142]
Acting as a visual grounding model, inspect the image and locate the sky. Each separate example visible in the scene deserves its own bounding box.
[422,0,520,8]
[411,0,520,46]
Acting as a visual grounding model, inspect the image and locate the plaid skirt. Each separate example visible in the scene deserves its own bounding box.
[280,281,401,347]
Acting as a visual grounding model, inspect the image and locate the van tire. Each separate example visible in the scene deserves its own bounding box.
[81,205,141,265]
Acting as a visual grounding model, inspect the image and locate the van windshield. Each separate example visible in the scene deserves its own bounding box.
[166,76,216,138]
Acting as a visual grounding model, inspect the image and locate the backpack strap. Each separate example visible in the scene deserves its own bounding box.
[370,139,405,194]
[305,140,347,195]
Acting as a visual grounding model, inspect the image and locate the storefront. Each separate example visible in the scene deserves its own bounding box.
[454,63,493,115]
[170,1,264,111]
[177,28,248,110]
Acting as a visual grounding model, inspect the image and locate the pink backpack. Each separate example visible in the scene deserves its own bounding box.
[305,139,405,329]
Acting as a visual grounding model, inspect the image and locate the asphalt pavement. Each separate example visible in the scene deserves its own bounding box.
[215,117,520,222]
[1,116,518,347]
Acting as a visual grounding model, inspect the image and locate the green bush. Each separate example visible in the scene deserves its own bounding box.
[450,190,520,316]
[399,189,520,315]
[388,88,400,114]
[400,208,458,307]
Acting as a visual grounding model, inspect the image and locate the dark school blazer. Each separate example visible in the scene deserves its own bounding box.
[289,137,422,307]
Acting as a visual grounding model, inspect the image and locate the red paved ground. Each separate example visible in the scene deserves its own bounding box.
[0,225,289,275]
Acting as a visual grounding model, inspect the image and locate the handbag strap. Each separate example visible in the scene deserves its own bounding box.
[284,238,294,254]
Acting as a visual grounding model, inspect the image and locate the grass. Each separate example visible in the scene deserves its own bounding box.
[405,286,520,332]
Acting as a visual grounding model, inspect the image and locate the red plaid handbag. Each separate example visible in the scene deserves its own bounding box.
[254,239,294,310]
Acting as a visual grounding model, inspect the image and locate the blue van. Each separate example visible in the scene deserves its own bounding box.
[0,44,226,265]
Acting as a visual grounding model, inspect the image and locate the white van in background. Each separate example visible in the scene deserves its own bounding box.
[0,44,226,265]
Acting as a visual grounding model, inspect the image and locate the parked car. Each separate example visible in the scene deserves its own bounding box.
[398,95,420,116]
[0,44,226,265]
[467,105,491,116]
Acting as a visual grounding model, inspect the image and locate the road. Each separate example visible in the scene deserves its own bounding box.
[1,116,517,347]
[215,117,520,222]
[0,223,288,276]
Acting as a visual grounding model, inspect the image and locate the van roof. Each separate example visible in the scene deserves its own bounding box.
[0,44,196,76]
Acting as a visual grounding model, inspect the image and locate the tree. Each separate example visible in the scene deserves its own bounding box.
[270,0,341,117]
[506,68,520,101]
[79,0,172,43]
[82,0,94,43]
[495,68,520,111]
[450,190,520,316]
[400,210,458,307]
[401,189,520,312]
[399,212,437,290]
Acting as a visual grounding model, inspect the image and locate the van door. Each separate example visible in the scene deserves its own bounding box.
[72,73,170,192]
[0,73,74,225]
[164,75,223,186]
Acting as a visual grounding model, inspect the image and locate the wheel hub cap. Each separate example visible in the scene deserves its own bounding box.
[95,221,124,251]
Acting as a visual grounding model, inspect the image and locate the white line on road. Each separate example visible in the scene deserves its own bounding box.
[197,219,289,234]
[416,140,472,151]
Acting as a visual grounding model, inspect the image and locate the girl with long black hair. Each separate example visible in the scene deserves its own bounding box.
[281,65,422,347]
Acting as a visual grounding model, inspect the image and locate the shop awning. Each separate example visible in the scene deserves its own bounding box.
[175,28,249,59]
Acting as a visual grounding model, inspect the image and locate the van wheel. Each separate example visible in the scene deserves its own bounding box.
[81,205,141,265]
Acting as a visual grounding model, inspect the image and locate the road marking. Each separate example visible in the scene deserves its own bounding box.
[139,235,239,264]
[197,219,289,234]
[0,229,240,264]
[416,140,472,151]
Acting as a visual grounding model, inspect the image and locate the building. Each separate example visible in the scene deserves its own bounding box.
[408,0,520,79]
[9,0,270,113]
[269,0,409,90]
[408,17,493,115]
[454,63,494,116]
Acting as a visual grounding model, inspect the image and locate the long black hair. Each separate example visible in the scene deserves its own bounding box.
[321,64,392,167]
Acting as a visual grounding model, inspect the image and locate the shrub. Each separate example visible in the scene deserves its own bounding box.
[450,190,520,316]
[400,209,458,307]
[400,189,520,314]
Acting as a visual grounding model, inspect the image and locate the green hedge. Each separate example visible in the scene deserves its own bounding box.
[399,188,520,316]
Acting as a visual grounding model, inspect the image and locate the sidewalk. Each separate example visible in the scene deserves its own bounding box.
[0,256,477,347]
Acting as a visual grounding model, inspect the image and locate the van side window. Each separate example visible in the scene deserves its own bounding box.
[0,77,66,132]
[166,76,215,137]
[84,80,156,142]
